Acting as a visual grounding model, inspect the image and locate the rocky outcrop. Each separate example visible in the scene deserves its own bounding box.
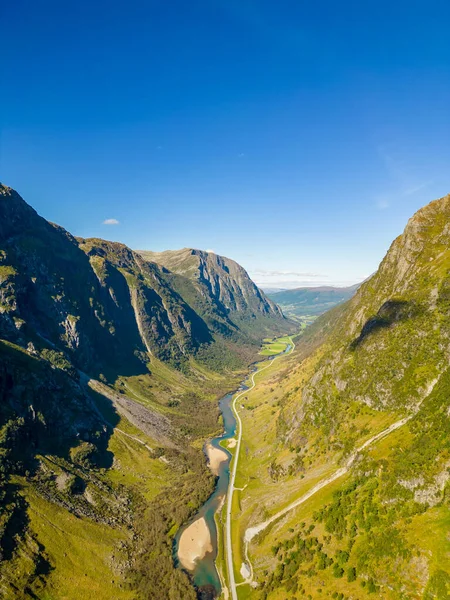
[295,193,450,421]
[138,248,283,316]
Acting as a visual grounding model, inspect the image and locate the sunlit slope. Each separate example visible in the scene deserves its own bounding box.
[138,248,294,344]
[231,193,450,599]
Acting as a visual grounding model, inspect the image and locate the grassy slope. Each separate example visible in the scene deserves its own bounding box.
[229,342,450,599]
[226,195,450,599]
[0,336,246,600]
[259,337,291,357]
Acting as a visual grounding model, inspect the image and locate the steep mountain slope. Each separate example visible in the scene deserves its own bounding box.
[267,284,359,318]
[0,186,216,377]
[138,249,289,343]
[0,184,290,600]
[0,186,290,378]
[228,193,450,599]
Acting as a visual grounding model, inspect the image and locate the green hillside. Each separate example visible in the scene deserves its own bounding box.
[228,193,450,600]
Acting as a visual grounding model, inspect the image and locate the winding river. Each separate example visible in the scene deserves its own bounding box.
[174,388,239,598]
[174,344,292,599]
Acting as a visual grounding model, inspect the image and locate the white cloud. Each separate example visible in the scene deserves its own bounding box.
[249,268,364,289]
[206,248,216,253]
[102,218,120,225]
[250,268,331,289]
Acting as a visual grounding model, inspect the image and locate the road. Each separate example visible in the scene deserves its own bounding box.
[225,348,439,597]
[244,414,411,547]
[225,337,295,600]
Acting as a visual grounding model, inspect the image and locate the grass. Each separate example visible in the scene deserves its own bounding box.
[106,429,169,502]
[14,479,134,600]
[0,334,225,599]
[1,401,181,600]
[215,502,228,599]
[259,336,291,357]
[224,322,450,599]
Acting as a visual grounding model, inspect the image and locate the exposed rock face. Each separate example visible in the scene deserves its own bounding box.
[0,185,146,375]
[138,248,283,317]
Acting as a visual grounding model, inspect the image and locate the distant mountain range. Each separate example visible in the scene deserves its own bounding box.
[267,284,360,318]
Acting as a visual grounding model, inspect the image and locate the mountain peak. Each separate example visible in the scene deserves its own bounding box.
[138,247,284,320]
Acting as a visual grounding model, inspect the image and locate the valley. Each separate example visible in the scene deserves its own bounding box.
[266,287,359,325]
[5,3,450,598]
[0,184,294,600]
[2,185,450,600]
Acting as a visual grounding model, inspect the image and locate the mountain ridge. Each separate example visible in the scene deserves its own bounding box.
[0,184,291,379]
[267,283,360,318]
[138,247,283,317]
[137,248,290,351]
[228,191,450,599]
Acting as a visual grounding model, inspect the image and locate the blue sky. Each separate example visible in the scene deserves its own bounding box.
[2,0,450,288]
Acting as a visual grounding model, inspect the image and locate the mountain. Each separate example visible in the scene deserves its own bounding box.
[139,248,282,318]
[137,249,292,367]
[0,186,290,378]
[267,284,359,318]
[0,184,291,599]
[228,193,450,599]
[0,185,208,377]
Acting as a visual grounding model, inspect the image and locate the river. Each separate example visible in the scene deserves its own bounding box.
[174,344,292,599]
[174,386,239,598]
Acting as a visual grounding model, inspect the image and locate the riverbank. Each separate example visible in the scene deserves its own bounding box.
[177,444,228,571]
[205,442,228,476]
[174,388,239,596]
[178,517,213,571]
